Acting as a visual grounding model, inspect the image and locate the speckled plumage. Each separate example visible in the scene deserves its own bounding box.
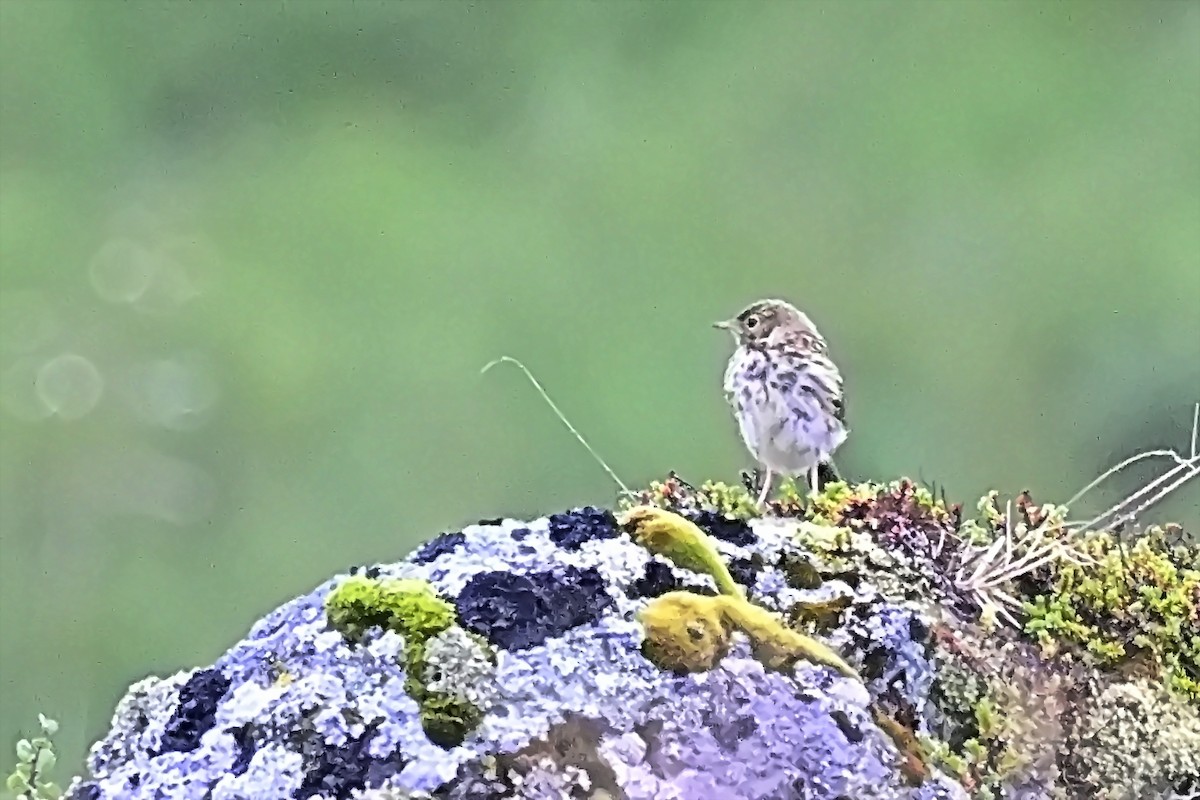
[716,299,848,505]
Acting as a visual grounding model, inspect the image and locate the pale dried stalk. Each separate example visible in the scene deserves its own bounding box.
[955,403,1199,629]
[953,500,1079,627]
[481,355,632,495]
[1067,402,1200,533]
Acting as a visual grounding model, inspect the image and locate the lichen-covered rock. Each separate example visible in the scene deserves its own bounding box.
[64,477,1199,800]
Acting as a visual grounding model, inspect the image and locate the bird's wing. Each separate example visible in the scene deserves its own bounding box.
[830,377,846,422]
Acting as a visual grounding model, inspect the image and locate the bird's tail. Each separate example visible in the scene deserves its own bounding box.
[815,460,844,491]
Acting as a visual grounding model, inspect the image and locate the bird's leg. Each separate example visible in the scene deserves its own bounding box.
[756,468,774,509]
[807,463,820,496]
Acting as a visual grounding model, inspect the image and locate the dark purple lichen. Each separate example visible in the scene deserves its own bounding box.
[727,556,762,588]
[411,531,468,564]
[156,668,231,754]
[630,559,683,599]
[67,784,100,800]
[231,724,256,776]
[689,510,757,548]
[831,709,865,743]
[547,506,619,550]
[455,566,614,650]
[295,731,403,800]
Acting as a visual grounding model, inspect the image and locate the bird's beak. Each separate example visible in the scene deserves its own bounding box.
[712,319,732,330]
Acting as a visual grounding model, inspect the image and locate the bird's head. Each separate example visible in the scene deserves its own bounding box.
[713,299,816,347]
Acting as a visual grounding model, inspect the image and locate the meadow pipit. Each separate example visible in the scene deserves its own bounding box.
[715,299,848,507]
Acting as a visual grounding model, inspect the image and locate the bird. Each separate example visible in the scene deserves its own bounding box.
[714,299,848,508]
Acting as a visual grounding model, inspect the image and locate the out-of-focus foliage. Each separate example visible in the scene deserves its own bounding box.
[5,715,62,800]
[0,0,1196,777]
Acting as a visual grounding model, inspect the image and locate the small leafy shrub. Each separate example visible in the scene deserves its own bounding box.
[5,715,62,800]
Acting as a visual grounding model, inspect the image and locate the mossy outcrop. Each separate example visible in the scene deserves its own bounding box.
[48,473,1198,800]
[629,474,1200,799]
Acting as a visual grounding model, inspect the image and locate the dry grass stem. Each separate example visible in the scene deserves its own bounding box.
[482,355,632,495]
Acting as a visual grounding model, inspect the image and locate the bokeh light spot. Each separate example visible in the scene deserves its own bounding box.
[35,353,104,420]
[88,238,158,303]
[130,357,219,430]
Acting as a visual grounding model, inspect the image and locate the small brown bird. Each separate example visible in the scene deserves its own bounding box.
[714,299,848,507]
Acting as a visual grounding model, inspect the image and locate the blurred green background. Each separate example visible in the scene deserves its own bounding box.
[1,0,1197,780]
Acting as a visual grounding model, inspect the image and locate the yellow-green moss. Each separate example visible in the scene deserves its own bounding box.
[1022,528,1200,699]
[620,506,860,679]
[619,505,745,597]
[620,473,759,519]
[723,592,861,679]
[804,478,956,530]
[637,590,860,680]
[418,692,485,749]
[638,591,732,672]
[324,575,484,747]
[325,575,456,643]
[802,480,874,526]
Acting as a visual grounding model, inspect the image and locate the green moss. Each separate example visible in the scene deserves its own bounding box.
[6,714,63,800]
[922,735,969,779]
[418,692,485,749]
[637,590,732,672]
[325,575,484,747]
[621,473,759,519]
[778,552,824,589]
[1022,528,1199,699]
[973,696,999,740]
[799,480,863,526]
[697,479,759,518]
[325,575,456,643]
[921,730,1011,798]
[786,594,852,631]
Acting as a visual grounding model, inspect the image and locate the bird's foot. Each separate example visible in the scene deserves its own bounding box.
[739,469,775,510]
[755,469,774,510]
[810,461,844,496]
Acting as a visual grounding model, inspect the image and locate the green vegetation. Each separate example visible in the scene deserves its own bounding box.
[1023,527,1200,698]
[5,715,63,800]
[325,575,457,644]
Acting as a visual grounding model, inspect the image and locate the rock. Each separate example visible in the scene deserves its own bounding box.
[64,479,1200,800]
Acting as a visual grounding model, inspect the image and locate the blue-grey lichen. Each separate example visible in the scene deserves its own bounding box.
[58,476,1198,800]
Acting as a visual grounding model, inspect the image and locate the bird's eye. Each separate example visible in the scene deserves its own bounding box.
[745,316,759,329]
